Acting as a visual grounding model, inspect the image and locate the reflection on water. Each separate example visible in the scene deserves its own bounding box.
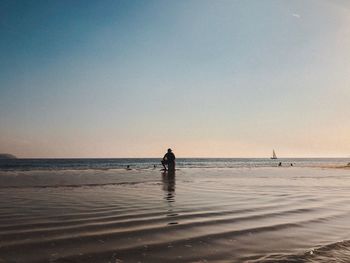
[161,171,178,224]
[162,170,176,201]
[2,168,350,262]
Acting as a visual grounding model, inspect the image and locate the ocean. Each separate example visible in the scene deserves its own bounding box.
[0,157,348,171]
[0,158,350,262]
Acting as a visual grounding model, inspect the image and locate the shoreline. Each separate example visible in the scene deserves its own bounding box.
[1,167,350,262]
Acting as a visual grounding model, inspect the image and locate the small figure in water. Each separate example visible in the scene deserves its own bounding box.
[161,148,176,172]
[126,165,131,170]
[153,164,157,169]
[278,162,282,167]
[290,163,293,167]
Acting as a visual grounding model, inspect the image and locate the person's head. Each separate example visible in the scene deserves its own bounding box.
[167,148,172,153]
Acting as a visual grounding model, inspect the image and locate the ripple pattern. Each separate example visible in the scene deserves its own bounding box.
[1,167,350,262]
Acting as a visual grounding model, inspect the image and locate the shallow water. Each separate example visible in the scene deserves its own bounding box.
[1,157,348,171]
[1,167,350,262]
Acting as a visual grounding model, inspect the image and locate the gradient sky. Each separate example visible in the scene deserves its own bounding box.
[1,0,350,158]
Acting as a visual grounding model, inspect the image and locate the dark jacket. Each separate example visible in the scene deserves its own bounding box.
[163,152,175,163]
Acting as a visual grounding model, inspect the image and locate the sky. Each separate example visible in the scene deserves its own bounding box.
[1,0,350,158]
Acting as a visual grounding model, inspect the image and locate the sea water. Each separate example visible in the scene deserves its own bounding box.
[0,157,348,171]
[0,158,350,262]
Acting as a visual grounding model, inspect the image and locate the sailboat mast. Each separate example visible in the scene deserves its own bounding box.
[271,149,277,159]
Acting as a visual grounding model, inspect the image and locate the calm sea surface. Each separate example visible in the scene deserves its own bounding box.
[0,158,350,262]
[0,158,348,171]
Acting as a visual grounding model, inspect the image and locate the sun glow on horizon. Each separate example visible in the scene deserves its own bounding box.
[1,0,350,158]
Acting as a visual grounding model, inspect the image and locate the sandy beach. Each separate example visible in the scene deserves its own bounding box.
[1,165,350,262]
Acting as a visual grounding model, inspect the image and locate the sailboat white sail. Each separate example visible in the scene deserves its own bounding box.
[271,150,277,159]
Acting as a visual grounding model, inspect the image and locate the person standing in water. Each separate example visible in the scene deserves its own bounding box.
[161,148,176,171]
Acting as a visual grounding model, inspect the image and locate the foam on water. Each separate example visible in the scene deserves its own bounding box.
[0,158,348,171]
[251,240,350,262]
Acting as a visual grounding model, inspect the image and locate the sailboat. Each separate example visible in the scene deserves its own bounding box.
[271,149,277,159]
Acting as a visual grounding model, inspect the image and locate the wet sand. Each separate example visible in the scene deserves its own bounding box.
[1,167,350,262]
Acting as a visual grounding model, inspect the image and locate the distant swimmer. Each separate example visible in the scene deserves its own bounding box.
[161,148,176,172]
[290,163,293,167]
[278,162,282,167]
[126,165,131,170]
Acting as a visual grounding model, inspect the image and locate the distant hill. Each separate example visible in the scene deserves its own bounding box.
[0,154,17,159]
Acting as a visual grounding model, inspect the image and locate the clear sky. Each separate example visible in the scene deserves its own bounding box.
[1,0,350,158]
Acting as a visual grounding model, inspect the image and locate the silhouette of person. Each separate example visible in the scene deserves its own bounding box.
[278,162,282,167]
[161,148,176,172]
